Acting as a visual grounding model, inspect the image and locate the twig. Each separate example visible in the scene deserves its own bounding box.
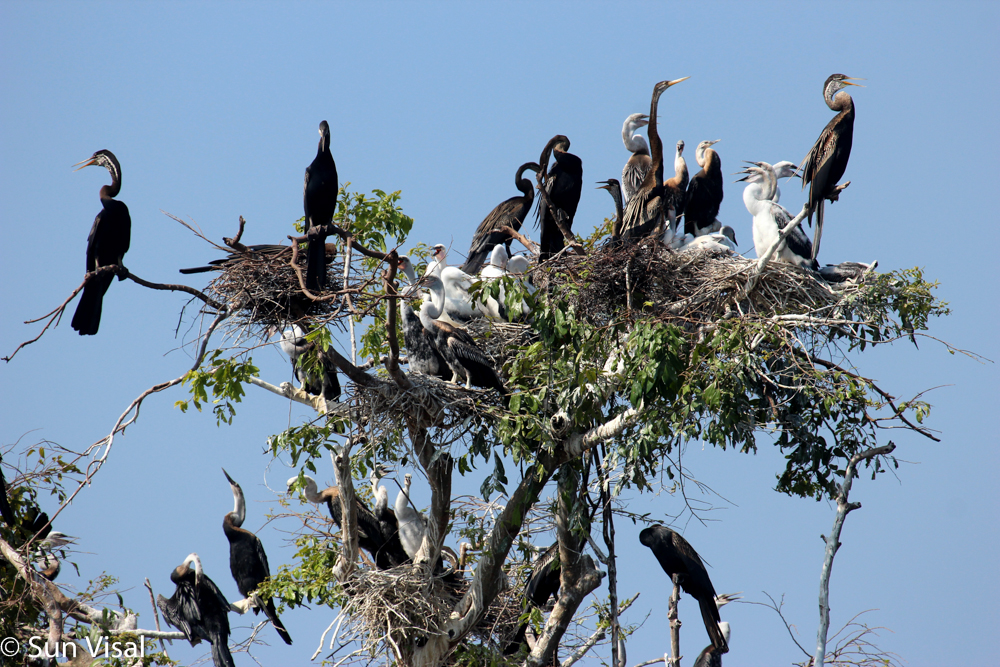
[499,225,539,255]
[742,204,809,296]
[144,578,171,653]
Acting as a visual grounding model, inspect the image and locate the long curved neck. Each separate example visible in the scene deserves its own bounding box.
[229,487,246,527]
[648,89,665,187]
[418,278,444,325]
[826,88,854,113]
[759,165,777,202]
[395,479,412,516]
[302,477,324,504]
[100,165,122,200]
[612,184,623,222]
[516,163,538,199]
[674,149,688,183]
[623,123,649,155]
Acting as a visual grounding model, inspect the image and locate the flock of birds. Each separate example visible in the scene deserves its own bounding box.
[47,73,865,665]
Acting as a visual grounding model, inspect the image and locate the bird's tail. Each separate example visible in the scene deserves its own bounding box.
[700,598,728,653]
[263,597,293,645]
[211,637,236,667]
[811,200,824,260]
[306,234,328,290]
[71,273,114,335]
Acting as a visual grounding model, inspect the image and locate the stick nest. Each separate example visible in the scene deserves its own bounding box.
[200,248,350,330]
[533,239,865,329]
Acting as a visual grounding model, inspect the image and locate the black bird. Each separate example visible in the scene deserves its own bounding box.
[178,243,340,275]
[537,135,583,261]
[460,162,542,274]
[639,525,727,653]
[398,256,451,380]
[0,453,15,527]
[303,120,339,290]
[684,140,724,238]
[287,470,409,570]
[222,470,293,645]
[157,553,235,667]
[504,541,561,655]
[801,74,863,260]
[620,78,689,242]
[71,150,131,336]
[278,324,341,403]
[596,179,624,239]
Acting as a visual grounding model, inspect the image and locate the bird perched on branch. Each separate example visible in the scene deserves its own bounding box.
[398,256,451,379]
[537,135,583,261]
[460,162,541,274]
[221,469,292,645]
[639,525,728,653]
[801,74,863,260]
[71,150,131,336]
[157,553,235,667]
[278,324,341,403]
[303,120,339,290]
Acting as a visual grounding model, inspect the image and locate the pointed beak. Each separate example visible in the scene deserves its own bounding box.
[72,157,97,171]
[666,76,690,87]
[222,468,236,486]
[842,77,866,87]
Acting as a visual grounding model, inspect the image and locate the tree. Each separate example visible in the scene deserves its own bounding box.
[2,182,948,667]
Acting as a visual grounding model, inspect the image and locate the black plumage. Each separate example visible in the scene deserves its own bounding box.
[620,78,689,241]
[460,162,541,274]
[157,554,235,667]
[504,541,561,655]
[303,120,339,290]
[664,139,689,221]
[684,140,724,237]
[178,243,339,275]
[537,135,583,261]
[0,453,14,527]
[801,74,862,260]
[222,470,292,645]
[639,525,727,653]
[71,150,131,336]
[596,179,624,240]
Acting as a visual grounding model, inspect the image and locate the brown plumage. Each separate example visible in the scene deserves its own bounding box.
[460,162,541,274]
[801,74,863,260]
[619,78,689,241]
[684,140,724,237]
[663,139,689,223]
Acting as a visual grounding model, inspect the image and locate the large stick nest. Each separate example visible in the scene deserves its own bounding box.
[533,238,864,329]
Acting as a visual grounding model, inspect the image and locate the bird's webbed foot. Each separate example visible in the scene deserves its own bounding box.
[826,181,851,203]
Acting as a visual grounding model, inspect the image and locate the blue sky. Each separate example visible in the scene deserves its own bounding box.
[2,2,998,665]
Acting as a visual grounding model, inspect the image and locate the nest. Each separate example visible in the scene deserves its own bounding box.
[533,239,857,329]
[200,247,349,329]
[341,565,525,659]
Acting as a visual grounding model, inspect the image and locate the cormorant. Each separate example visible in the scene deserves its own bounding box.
[303,120,339,290]
[460,162,541,274]
[684,140,724,238]
[157,553,235,667]
[221,470,292,645]
[71,150,131,336]
[537,135,583,261]
[801,74,863,260]
[639,525,727,653]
